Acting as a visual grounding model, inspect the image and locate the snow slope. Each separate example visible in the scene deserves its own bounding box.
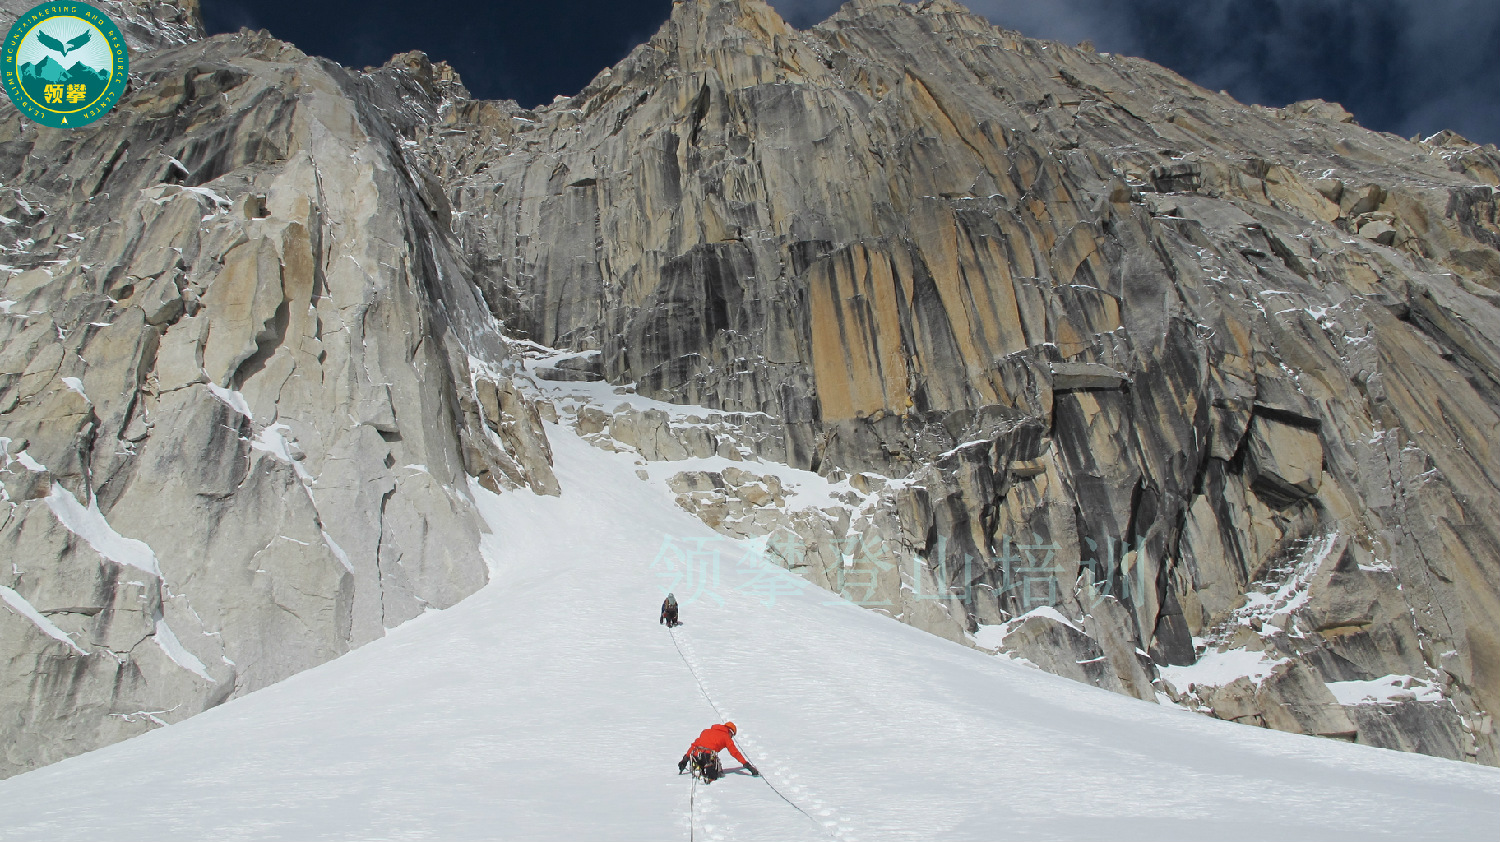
[1,427,1498,841]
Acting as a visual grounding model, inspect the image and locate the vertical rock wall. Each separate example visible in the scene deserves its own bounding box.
[0,21,555,776]
[419,0,1500,763]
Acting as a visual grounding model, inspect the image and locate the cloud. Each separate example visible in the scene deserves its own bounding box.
[768,0,1500,145]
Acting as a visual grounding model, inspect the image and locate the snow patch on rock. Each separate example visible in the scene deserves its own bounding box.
[153,616,213,682]
[203,383,253,420]
[1159,647,1290,691]
[44,483,162,577]
[0,585,87,655]
[1327,675,1445,706]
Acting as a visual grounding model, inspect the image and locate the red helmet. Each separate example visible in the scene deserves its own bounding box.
[724,721,737,735]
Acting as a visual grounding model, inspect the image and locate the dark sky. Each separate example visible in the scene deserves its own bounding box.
[201,0,1500,146]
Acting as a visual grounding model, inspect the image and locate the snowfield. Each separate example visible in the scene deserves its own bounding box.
[1,425,1497,841]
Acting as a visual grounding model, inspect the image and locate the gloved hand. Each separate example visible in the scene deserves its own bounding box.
[678,757,688,774]
[746,764,760,777]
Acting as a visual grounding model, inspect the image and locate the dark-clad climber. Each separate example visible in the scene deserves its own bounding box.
[678,721,758,782]
[660,593,681,627]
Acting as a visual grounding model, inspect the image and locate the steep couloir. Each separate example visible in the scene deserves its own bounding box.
[419,0,1500,763]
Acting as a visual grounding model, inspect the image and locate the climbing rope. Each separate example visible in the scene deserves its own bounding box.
[672,626,716,842]
[688,773,698,842]
[759,775,835,838]
[668,626,725,719]
[667,626,837,840]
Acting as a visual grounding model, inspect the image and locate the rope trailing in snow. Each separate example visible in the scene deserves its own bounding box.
[668,626,837,840]
[760,775,836,838]
[688,774,698,842]
[669,626,725,719]
[673,626,714,842]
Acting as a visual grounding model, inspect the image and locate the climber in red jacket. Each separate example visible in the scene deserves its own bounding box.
[678,721,758,782]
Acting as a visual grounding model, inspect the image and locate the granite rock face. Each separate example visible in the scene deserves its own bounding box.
[0,7,554,777]
[417,0,1500,764]
[3,0,1500,774]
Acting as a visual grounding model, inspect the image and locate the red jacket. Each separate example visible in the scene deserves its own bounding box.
[688,724,748,765]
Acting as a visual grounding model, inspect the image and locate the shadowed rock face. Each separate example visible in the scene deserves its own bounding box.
[2,0,1500,775]
[419,0,1500,763]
